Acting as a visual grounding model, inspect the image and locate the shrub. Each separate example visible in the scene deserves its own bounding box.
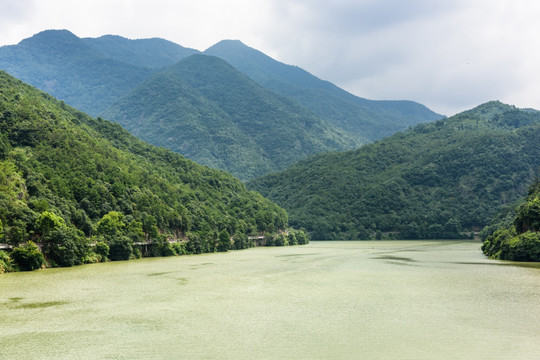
[108,236,133,261]
[0,250,14,273]
[506,232,540,262]
[94,241,110,261]
[274,234,287,246]
[10,241,44,271]
[43,227,88,267]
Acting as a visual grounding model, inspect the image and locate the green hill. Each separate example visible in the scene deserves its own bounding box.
[102,54,361,181]
[0,30,197,115]
[249,101,540,240]
[1,31,441,146]
[481,178,540,261]
[83,34,198,69]
[204,40,443,141]
[0,70,296,271]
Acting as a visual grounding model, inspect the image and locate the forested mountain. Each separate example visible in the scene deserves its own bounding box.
[249,101,540,240]
[1,31,441,147]
[205,40,443,141]
[0,71,299,271]
[102,54,361,180]
[481,178,540,261]
[83,34,198,69]
[0,30,197,115]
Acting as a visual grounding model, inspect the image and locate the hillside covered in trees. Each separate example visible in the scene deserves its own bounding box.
[205,39,443,142]
[0,30,442,180]
[0,71,307,272]
[0,30,197,116]
[249,102,540,240]
[103,54,360,180]
[482,178,540,261]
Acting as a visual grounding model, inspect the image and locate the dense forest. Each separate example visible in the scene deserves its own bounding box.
[481,178,540,261]
[0,30,197,115]
[0,71,307,273]
[0,30,442,180]
[102,54,360,180]
[249,102,540,240]
[204,39,443,141]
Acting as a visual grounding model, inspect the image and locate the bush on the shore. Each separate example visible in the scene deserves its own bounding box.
[10,241,44,271]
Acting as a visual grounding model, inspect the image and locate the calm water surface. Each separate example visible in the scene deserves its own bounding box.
[1,241,539,359]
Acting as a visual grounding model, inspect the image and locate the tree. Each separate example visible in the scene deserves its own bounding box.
[217,229,230,252]
[108,236,133,261]
[94,241,110,261]
[43,227,88,267]
[96,211,125,237]
[35,211,66,236]
[10,241,44,271]
[514,197,540,233]
[142,214,159,241]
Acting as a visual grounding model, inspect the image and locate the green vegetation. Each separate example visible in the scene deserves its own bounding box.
[204,40,443,142]
[0,30,197,115]
[482,178,540,261]
[249,102,540,240]
[0,70,306,272]
[103,54,361,180]
[10,241,44,271]
[1,31,441,181]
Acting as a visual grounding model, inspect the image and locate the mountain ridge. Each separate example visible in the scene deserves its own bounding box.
[249,101,540,240]
[204,39,443,141]
[102,53,361,180]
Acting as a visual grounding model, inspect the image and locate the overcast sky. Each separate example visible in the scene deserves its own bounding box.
[1,0,539,116]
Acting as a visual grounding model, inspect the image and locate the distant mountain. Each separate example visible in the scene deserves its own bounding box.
[102,54,361,180]
[1,31,441,143]
[0,30,443,180]
[0,70,290,269]
[83,34,198,69]
[249,101,540,240]
[0,30,197,115]
[204,40,443,141]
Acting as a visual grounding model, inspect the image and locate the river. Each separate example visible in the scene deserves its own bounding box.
[1,240,539,359]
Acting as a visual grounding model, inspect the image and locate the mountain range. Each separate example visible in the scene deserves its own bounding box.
[205,39,442,142]
[2,29,536,245]
[249,101,540,240]
[102,54,359,180]
[0,30,442,179]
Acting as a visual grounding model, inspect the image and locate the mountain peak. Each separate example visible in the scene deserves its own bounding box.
[19,29,79,46]
[206,39,249,51]
[464,101,517,120]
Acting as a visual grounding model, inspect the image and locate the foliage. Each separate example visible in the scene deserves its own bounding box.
[0,31,440,181]
[0,30,196,115]
[10,241,44,271]
[96,211,125,237]
[0,250,14,273]
[482,178,540,261]
[204,40,442,142]
[94,241,110,261]
[250,102,540,240]
[35,211,65,235]
[108,236,133,261]
[218,229,230,252]
[0,70,291,270]
[102,54,361,180]
[42,227,88,267]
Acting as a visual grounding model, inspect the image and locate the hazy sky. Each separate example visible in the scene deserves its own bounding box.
[1,0,538,116]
